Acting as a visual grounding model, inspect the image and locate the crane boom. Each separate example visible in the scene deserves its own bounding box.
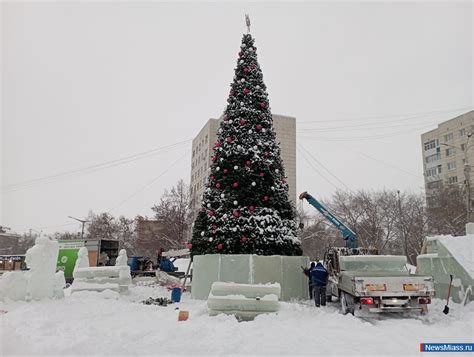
[299,191,358,248]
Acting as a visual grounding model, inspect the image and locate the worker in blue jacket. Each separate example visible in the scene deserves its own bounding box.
[310,262,329,307]
[159,257,178,273]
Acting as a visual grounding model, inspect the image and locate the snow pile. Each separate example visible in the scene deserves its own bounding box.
[437,235,474,278]
[1,283,473,355]
[0,237,65,301]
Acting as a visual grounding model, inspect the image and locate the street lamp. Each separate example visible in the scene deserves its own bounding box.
[67,216,89,239]
[440,132,474,222]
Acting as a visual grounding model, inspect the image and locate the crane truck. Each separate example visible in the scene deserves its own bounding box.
[299,191,435,316]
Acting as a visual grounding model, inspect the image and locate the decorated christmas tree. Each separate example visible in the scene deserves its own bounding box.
[190,23,302,257]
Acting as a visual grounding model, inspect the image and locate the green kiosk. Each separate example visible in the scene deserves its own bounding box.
[57,239,119,281]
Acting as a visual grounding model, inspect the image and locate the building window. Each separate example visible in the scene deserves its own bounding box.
[446,148,456,157]
[447,161,457,171]
[460,128,466,137]
[427,180,442,190]
[437,165,442,174]
[205,134,208,142]
[463,158,467,165]
[426,167,437,177]
[447,176,458,184]
[443,133,453,143]
[424,140,437,151]
[461,143,466,151]
[425,153,440,163]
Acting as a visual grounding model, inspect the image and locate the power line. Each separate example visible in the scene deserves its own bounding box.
[297,106,472,124]
[298,118,441,133]
[297,145,340,190]
[298,143,353,192]
[108,150,189,213]
[297,123,435,142]
[299,137,423,179]
[2,139,191,192]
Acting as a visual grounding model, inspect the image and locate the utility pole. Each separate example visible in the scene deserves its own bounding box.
[68,216,89,239]
[464,133,472,222]
[397,190,408,261]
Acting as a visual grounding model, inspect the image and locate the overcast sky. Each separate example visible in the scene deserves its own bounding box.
[1,1,473,234]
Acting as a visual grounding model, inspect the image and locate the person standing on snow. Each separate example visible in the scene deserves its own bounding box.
[303,262,316,299]
[310,262,329,307]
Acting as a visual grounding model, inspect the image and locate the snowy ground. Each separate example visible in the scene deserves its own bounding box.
[1,282,473,356]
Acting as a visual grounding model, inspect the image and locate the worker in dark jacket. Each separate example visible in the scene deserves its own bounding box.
[310,262,329,307]
[303,262,316,299]
[159,257,178,273]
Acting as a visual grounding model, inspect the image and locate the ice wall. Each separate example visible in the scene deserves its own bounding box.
[191,254,310,301]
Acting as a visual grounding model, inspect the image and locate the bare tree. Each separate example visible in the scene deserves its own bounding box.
[425,185,466,236]
[151,179,191,249]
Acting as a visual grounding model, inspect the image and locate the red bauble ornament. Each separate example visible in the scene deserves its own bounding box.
[263,196,269,202]
[238,51,243,57]
[187,243,193,250]
[215,183,221,189]
[243,67,250,73]
[217,243,223,250]
[241,236,248,243]
[226,137,233,144]
[223,168,229,174]
[282,179,287,184]
[240,119,247,126]
[233,210,240,218]
[243,88,250,95]
[255,124,262,131]
[245,160,252,167]
[232,182,239,188]
[264,151,270,157]
[249,206,255,212]
[253,46,257,51]
[208,210,215,216]
[212,224,217,230]
[229,90,235,97]
[260,102,267,109]
[259,172,265,177]
[211,156,216,162]
[210,175,215,181]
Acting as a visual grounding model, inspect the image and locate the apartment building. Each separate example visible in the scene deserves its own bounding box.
[421,110,474,202]
[190,114,296,217]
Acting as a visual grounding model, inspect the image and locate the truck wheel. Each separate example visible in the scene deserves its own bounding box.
[340,292,354,315]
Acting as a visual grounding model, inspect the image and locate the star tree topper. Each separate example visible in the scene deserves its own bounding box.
[245,14,251,33]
